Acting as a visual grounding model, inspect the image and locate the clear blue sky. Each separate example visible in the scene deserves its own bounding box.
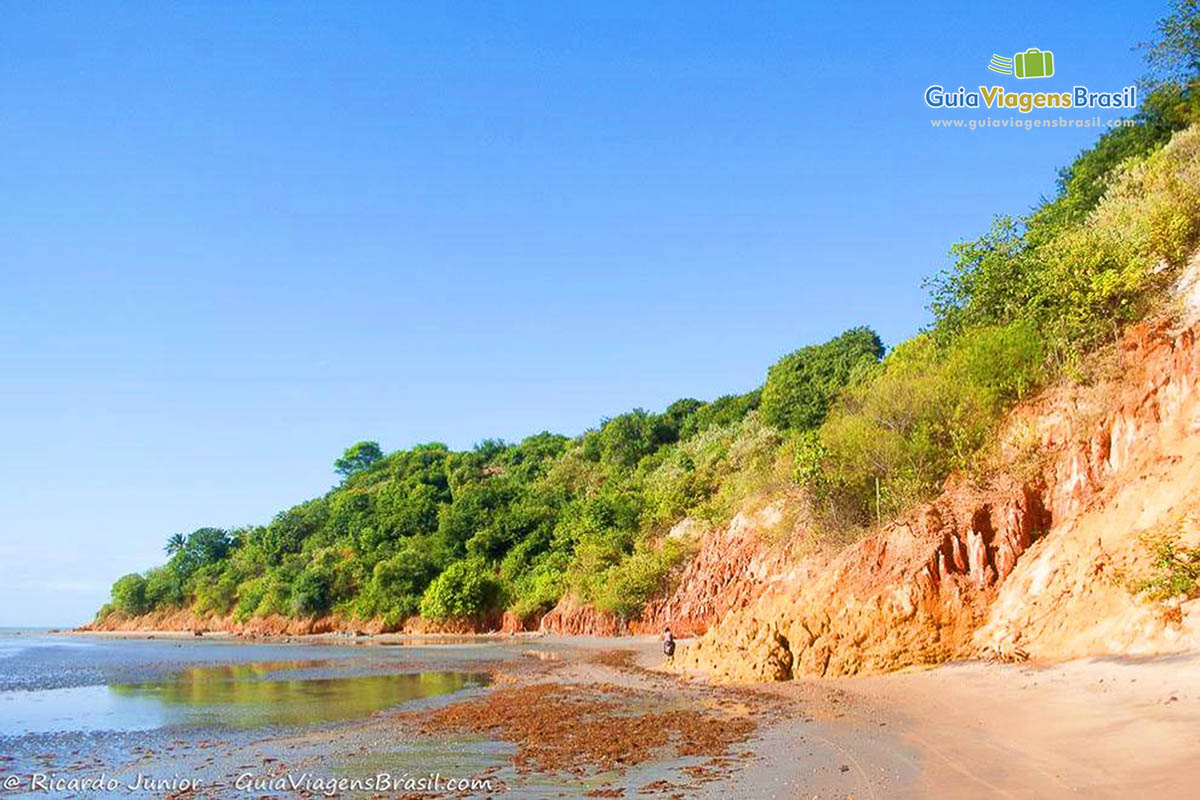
[0,1,1156,626]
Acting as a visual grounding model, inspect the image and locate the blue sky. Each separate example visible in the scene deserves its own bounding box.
[0,1,1157,625]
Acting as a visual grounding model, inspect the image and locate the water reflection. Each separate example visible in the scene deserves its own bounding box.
[111,664,483,728]
[2,663,483,736]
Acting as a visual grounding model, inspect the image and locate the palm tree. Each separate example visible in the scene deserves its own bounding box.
[165,532,186,556]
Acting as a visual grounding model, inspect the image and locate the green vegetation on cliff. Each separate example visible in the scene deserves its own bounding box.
[99,2,1200,629]
[99,324,883,628]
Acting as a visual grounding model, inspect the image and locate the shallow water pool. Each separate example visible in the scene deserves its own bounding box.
[2,664,484,735]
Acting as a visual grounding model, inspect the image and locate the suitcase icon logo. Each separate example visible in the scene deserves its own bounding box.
[988,48,1055,79]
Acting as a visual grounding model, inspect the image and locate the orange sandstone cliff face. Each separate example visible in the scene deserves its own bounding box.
[676,318,1200,680]
[974,320,1200,660]
[674,478,1047,680]
[537,507,804,637]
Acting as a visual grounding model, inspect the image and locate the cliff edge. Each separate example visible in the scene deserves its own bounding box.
[675,315,1200,680]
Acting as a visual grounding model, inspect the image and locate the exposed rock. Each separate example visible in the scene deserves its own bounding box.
[538,595,622,636]
[636,503,801,636]
[676,476,1046,680]
[976,320,1200,660]
[536,503,803,638]
[679,319,1200,680]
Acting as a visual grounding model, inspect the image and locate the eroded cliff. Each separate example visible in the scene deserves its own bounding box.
[676,316,1200,680]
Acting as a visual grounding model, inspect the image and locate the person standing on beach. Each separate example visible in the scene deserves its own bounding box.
[662,627,675,661]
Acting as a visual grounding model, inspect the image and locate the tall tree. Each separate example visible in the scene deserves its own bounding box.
[1143,0,1200,84]
[335,440,384,477]
[164,532,186,555]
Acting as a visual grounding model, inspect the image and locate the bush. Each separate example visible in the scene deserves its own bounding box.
[760,327,884,431]
[641,421,740,527]
[253,575,293,617]
[110,573,149,616]
[144,565,185,609]
[1135,533,1200,601]
[811,327,1035,527]
[365,546,437,619]
[418,560,502,621]
[234,576,269,622]
[193,567,238,617]
[930,119,1200,356]
[704,413,788,523]
[290,568,333,616]
[593,535,697,620]
[680,389,760,437]
[946,321,1045,407]
[504,549,570,619]
[586,409,676,468]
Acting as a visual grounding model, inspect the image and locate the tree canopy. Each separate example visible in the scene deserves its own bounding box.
[334,441,384,477]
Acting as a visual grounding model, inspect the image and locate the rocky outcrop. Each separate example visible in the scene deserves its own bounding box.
[501,609,542,633]
[536,505,803,637]
[636,505,800,636]
[975,320,1200,660]
[537,595,622,636]
[678,318,1200,680]
[677,477,1046,680]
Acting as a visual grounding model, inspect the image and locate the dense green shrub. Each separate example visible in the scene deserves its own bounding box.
[593,535,697,620]
[507,565,568,619]
[110,573,149,616]
[253,576,293,618]
[233,576,269,622]
[760,327,884,431]
[360,544,438,620]
[681,389,760,437]
[641,419,744,527]
[193,567,238,617]
[418,560,502,621]
[806,320,1047,527]
[290,568,332,616]
[144,565,185,609]
[929,82,1200,355]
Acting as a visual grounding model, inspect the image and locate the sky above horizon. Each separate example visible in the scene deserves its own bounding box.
[0,1,1158,626]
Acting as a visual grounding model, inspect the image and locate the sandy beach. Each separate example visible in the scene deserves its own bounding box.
[10,631,1193,798]
[830,652,1200,799]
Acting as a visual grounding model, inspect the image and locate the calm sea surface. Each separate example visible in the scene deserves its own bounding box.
[0,628,500,784]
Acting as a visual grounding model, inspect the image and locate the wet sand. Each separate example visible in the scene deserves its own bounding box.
[14,632,1200,798]
[19,634,909,798]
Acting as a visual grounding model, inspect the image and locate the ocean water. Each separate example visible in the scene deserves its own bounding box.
[0,629,495,770]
